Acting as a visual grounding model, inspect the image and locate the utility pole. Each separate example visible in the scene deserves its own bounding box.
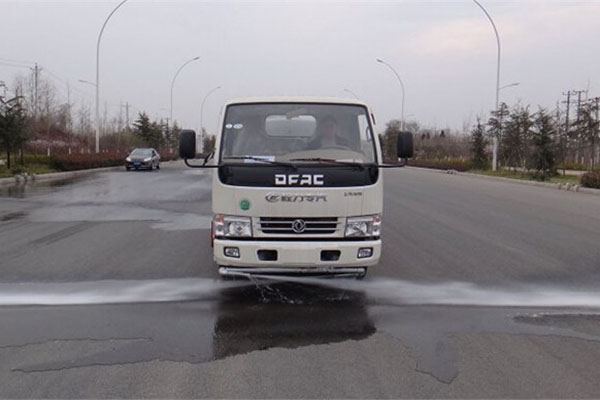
[561,91,577,171]
[124,101,130,129]
[588,96,600,169]
[596,97,600,169]
[565,89,588,164]
[118,101,131,153]
[556,101,565,175]
[164,117,171,152]
[32,63,39,117]
[562,91,574,135]
[574,90,588,123]
[118,101,125,132]
[66,81,72,133]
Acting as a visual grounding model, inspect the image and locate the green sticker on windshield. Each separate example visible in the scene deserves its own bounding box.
[240,199,251,211]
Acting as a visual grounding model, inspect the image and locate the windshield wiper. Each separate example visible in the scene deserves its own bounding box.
[289,158,366,170]
[222,156,297,169]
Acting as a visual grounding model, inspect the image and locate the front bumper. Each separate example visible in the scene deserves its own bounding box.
[214,238,381,276]
[126,161,151,169]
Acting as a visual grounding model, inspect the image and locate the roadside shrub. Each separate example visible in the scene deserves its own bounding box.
[407,158,473,172]
[581,171,600,189]
[10,166,26,175]
[560,161,587,171]
[159,152,179,162]
[22,154,52,165]
[50,153,124,171]
[530,170,559,182]
[558,162,600,172]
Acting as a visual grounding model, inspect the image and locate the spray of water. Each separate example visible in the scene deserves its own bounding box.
[1,277,600,308]
[250,275,600,309]
[0,278,249,306]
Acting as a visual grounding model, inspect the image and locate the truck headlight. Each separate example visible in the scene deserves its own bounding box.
[345,215,381,237]
[213,214,252,238]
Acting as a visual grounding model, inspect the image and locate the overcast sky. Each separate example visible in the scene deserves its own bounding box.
[1,0,599,135]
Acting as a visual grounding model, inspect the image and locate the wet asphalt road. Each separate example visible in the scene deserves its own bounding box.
[1,162,600,398]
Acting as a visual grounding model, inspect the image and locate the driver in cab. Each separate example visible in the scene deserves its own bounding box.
[307,116,349,150]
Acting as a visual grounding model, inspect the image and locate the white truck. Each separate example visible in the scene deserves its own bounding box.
[179,97,413,278]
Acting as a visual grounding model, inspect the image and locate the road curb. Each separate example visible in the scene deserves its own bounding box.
[0,166,122,188]
[405,166,600,196]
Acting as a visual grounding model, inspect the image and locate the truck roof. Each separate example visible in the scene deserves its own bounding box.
[224,96,369,108]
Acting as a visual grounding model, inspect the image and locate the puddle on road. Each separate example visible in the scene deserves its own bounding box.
[0,211,26,222]
[4,169,599,380]
[28,204,213,231]
[2,277,600,383]
[2,169,213,231]
[0,177,86,199]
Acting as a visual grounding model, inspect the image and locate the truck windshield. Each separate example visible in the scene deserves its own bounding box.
[220,103,377,164]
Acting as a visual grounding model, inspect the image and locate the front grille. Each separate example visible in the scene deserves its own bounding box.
[259,217,340,235]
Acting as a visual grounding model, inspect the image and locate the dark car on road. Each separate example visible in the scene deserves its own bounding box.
[125,148,160,171]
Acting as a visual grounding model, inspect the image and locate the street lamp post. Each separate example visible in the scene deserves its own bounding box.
[376,58,405,130]
[95,0,129,153]
[343,88,359,100]
[499,82,520,91]
[200,85,222,134]
[199,85,222,154]
[472,0,501,171]
[78,79,96,88]
[170,56,201,127]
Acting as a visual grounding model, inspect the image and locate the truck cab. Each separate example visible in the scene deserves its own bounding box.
[179,97,413,278]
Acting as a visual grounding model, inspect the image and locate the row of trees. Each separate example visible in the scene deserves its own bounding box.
[380,120,470,162]
[471,108,556,179]
[0,72,197,171]
[380,99,599,180]
[472,101,599,178]
[130,112,179,151]
[0,95,28,169]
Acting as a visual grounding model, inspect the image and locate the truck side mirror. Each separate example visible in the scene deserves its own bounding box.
[179,129,197,159]
[397,131,414,159]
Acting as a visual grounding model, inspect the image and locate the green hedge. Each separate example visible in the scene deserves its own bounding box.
[159,152,179,162]
[22,154,52,164]
[559,162,600,172]
[49,153,124,172]
[581,171,600,189]
[50,151,178,171]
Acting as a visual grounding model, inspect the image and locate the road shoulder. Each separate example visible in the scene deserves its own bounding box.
[406,166,600,196]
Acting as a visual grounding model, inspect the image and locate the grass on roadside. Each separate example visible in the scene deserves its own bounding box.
[0,164,58,179]
[470,169,581,184]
